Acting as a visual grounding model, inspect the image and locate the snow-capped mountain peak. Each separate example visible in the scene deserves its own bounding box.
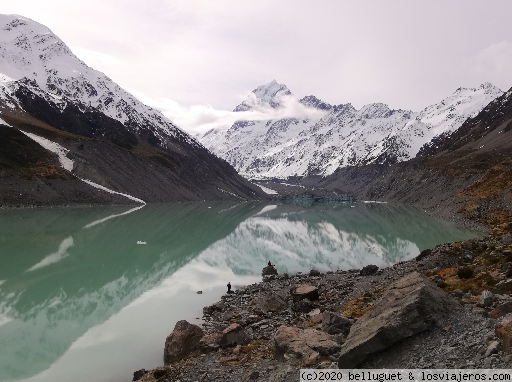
[199,81,503,180]
[0,13,264,203]
[0,14,197,149]
[299,95,333,111]
[233,79,292,112]
[0,15,86,85]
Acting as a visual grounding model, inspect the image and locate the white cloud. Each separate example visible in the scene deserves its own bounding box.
[124,87,328,135]
[70,47,121,71]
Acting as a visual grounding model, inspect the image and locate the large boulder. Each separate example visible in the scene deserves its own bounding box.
[496,316,512,352]
[491,302,512,318]
[164,320,204,363]
[360,265,378,276]
[256,292,287,313]
[322,311,352,335]
[203,301,225,315]
[262,265,278,276]
[337,272,460,368]
[290,284,319,303]
[476,290,495,307]
[199,333,222,353]
[219,323,249,348]
[292,299,316,313]
[133,369,147,381]
[274,326,340,362]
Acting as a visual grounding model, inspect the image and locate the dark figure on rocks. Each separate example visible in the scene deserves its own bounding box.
[227,282,231,293]
[268,261,272,266]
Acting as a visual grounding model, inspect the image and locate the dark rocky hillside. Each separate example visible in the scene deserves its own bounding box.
[419,88,512,156]
[0,84,266,206]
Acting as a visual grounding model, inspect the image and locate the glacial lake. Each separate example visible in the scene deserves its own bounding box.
[0,201,481,382]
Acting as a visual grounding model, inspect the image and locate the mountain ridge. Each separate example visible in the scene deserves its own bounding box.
[198,80,503,180]
[295,84,512,231]
[0,14,266,206]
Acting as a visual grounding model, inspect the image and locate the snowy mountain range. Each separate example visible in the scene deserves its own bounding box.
[0,14,263,205]
[198,80,503,180]
[0,14,193,148]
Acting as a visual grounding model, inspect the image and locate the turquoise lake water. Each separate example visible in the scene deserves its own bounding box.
[0,202,481,382]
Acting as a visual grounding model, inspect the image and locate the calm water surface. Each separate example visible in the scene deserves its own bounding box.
[0,202,481,382]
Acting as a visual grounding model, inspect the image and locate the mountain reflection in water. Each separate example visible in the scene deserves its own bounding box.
[0,202,480,381]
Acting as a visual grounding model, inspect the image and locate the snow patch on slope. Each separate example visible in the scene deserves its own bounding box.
[80,178,146,204]
[256,184,278,195]
[19,130,73,171]
[19,130,145,204]
[0,115,12,127]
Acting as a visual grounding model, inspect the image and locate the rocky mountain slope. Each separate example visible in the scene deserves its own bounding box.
[198,81,502,180]
[300,86,512,230]
[0,14,264,205]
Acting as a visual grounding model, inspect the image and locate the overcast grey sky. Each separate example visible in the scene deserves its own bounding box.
[2,0,512,133]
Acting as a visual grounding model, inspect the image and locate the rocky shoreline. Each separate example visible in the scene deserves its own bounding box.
[132,220,512,382]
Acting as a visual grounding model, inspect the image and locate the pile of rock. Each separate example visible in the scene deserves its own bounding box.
[262,265,278,282]
[164,321,249,362]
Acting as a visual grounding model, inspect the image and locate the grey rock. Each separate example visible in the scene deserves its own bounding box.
[292,299,316,313]
[198,333,222,352]
[255,292,287,313]
[416,249,431,261]
[133,369,147,381]
[164,320,204,363]
[322,311,352,336]
[472,306,488,317]
[219,323,249,348]
[337,272,460,368]
[477,290,495,308]
[430,275,443,284]
[245,315,260,325]
[310,269,321,277]
[203,303,223,315]
[486,318,497,328]
[360,265,379,276]
[221,310,237,321]
[502,235,512,246]
[500,263,511,272]
[290,284,319,303]
[274,326,341,361]
[262,265,278,276]
[485,340,501,357]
